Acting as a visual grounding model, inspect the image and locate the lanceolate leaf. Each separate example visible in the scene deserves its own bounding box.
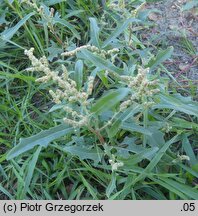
[24,146,42,194]
[171,117,198,130]
[146,47,174,70]
[149,177,188,200]
[121,122,153,136]
[116,137,153,159]
[147,129,165,147]
[159,177,198,200]
[53,17,81,39]
[63,145,103,165]
[106,173,116,198]
[132,134,180,185]
[108,105,142,138]
[182,135,198,166]
[108,119,121,138]
[0,184,13,199]
[153,93,198,117]
[80,49,123,74]
[74,60,84,90]
[91,88,130,114]
[7,124,73,160]
[89,17,100,48]
[121,147,159,166]
[1,12,35,40]
[102,17,140,48]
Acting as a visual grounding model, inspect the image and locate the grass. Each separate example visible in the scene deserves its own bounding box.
[0,0,198,200]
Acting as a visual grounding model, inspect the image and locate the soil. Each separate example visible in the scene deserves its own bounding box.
[144,0,198,83]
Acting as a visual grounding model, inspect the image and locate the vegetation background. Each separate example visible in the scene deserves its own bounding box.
[0,0,197,200]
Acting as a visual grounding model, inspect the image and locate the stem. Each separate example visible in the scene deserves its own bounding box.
[98,112,119,132]
[143,96,148,148]
[88,126,105,144]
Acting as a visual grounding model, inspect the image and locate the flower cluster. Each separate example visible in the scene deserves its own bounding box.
[24,48,94,128]
[21,0,55,33]
[61,45,119,58]
[172,154,190,163]
[24,46,159,128]
[61,45,91,57]
[21,0,43,14]
[109,155,124,171]
[119,67,160,111]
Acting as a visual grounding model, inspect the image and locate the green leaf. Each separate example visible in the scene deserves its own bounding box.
[182,135,197,166]
[159,177,198,200]
[0,184,13,199]
[49,104,65,113]
[74,60,83,90]
[7,124,73,160]
[141,186,167,200]
[80,49,123,74]
[24,146,42,195]
[63,145,103,165]
[65,10,84,19]
[179,163,198,179]
[53,17,81,40]
[153,93,198,117]
[108,105,142,138]
[91,88,129,114]
[97,70,109,88]
[0,10,8,25]
[79,172,98,199]
[102,17,140,48]
[138,9,161,21]
[146,47,174,70]
[0,71,35,82]
[121,147,159,166]
[108,119,122,138]
[89,17,100,48]
[121,122,153,136]
[116,137,158,160]
[132,134,180,185]
[47,41,63,62]
[171,117,198,130]
[106,172,116,198]
[149,177,188,199]
[1,12,35,40]
[147,129,165,147]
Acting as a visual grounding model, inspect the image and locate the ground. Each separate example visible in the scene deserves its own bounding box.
[145,0,197,85]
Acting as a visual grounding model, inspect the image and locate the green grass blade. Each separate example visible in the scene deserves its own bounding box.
[24,146,42,195]
[0,184,13,199]
[132,134,180,184]
[182,135,198,166]
[159,177,198,200]
[149,177,188,200]
[79,172,98,199]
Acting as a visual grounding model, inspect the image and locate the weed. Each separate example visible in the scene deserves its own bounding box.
[0,0,198,200]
